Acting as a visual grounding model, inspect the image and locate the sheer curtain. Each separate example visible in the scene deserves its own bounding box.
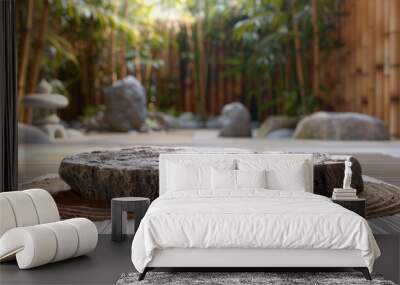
[0,0,17,192]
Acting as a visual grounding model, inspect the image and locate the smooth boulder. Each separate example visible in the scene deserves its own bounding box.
[103,76,147,132]
[59,146,363,201]
[219,102,252,137]
[293,112,390,140]
[258,115,299,137]
[18,123,50,144]
[265,128,294,139]
[177,112,202,129]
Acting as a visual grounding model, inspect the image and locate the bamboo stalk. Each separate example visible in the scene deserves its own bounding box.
[24,0,50,123]
[311,0,320,99]
[119,0,129,78]
[17,0,33,116]
[109,28,117,83]
[196,17,207,117]
[209,41,217,115]
[185,23,195,112]
[217,43,225,113]
[292,17,306,112]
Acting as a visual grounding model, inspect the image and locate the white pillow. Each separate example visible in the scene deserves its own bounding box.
[236,169,267,189]
[211,168,267,191]
[211,168,236,190]
[237,158,308,192]
[267,166,306,191]
[167,162,211,191]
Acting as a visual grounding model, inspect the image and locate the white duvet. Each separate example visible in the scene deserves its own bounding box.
[131,190,380,273]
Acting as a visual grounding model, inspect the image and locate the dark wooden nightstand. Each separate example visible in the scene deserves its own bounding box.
[332,198,366,218]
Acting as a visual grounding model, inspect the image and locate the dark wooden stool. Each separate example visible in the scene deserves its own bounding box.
[111,197,150,242]
[332,198,366,218]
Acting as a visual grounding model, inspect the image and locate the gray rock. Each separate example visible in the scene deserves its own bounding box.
[103,76,147,132]
[293,112,390,140]
[59,146,362,201]
[23,94,68,109]
[258,115,299,137]
[18,123,50,144]
[219,102,252,137]
[160,113,180,129]
[35,79,53,94]
[144,112,180,129]
[265,128,294,139]
[178,112,202,129]
[206,116,224,129]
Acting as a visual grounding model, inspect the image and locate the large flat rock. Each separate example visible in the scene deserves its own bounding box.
[59,146,363,201]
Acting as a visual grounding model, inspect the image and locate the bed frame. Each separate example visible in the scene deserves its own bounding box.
[139,248,371,280]
[138,153,372,281]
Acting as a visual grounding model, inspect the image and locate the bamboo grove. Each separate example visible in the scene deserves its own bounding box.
[16,0,400,135]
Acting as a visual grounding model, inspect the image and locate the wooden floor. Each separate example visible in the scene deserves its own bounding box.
[1,234,398,285]
[0,235,133,285]
[369,215,400,234]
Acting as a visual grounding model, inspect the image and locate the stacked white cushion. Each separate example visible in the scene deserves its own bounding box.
[0,196,17,237]
[0,218,97,269]
[24,189,60,223]
[0,189,98,269]
[64,218,98,257]
[1,191,40,227]
[43,221,79,262]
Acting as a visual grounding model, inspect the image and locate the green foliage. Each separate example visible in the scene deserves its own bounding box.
[21,0,340,120]
[82,105,105,119]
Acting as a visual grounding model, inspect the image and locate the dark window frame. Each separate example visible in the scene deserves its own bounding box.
[0,0,17,192]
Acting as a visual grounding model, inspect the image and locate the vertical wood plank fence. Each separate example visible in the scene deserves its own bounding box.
[323,0,400,136]
[131,1,400,136]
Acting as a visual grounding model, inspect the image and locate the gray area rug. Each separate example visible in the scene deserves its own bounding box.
[116,272,395,285]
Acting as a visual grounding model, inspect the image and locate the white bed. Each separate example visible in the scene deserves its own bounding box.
[131,153,380,280]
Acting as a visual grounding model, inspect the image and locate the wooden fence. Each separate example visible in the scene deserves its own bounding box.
[143,22,245,118]
[322,0,400,137]
[133,1,400,136]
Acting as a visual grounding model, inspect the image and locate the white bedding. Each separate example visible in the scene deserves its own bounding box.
[131,190,380,273]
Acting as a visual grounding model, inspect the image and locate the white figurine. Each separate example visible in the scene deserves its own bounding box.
[342,158,352,189]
